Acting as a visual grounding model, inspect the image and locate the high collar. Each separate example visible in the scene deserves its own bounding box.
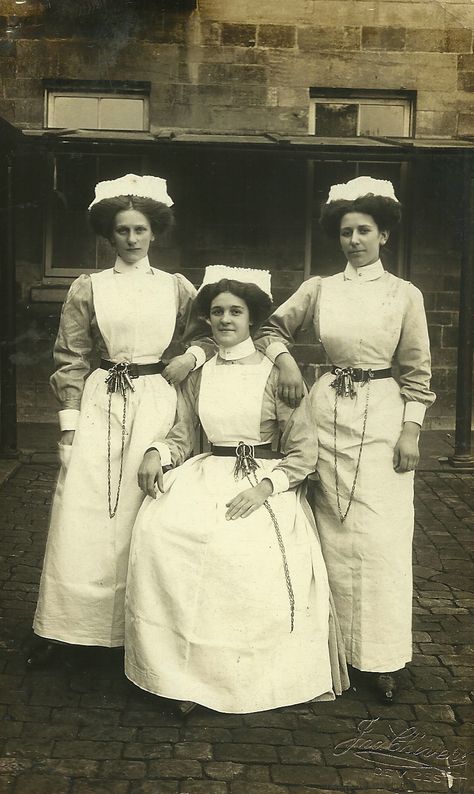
[113,255,153,274]
[218,336,256,361]
[343,259,385,282]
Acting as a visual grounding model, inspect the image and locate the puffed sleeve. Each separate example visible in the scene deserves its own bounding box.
[50,274,94,430]
[173,274,215,368]
[396,283,436,426]
[261,373,318,494]
[146,370,202,468]
[255,277,321,362]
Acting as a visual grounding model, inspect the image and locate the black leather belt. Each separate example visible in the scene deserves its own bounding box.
[331,366,392,382]
[211,443,283,460]
[100,359,165,378]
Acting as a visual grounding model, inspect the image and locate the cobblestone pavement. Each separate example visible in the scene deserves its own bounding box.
[0,463,472,794]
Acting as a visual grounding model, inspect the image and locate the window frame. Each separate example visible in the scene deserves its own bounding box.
[308,88,416,138]
[43,79,151,132]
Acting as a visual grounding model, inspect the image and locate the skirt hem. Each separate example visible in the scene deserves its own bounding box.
[125,662,335,714]
[33,625,124,648]
[346,652,412,673]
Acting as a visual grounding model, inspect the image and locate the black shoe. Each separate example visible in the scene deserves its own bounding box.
[26,640,60,669]
[373,672,398,704]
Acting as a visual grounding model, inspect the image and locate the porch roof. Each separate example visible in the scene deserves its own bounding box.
[20,128,474,155]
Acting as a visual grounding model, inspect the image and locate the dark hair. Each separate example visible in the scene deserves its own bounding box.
[320,194,402,239]
[194,278,273,333]
[89,195,174,239]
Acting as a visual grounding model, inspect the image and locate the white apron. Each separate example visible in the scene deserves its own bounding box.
[125,357,335,713]
[313,274,414,672]
[34,268,178,647]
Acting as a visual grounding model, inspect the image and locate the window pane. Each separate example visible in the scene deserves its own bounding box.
[99,97,145,131]
[51,96,98,129]
[315,103,358,136]
[97,155,144,183]
[50,154,97,271]
[359,103,407,136]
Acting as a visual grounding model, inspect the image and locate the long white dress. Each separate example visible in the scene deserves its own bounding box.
[33,258,208,647]
[125,355,348,713]
[257,261,435,673]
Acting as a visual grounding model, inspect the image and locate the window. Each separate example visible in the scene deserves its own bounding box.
[309,89,415,137]
[44,79,150,131]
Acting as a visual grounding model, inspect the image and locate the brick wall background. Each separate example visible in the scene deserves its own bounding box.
[0,0,472,428]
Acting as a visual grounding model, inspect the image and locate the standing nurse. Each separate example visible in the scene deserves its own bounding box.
[257,177,435,702]
[29,174,210,666]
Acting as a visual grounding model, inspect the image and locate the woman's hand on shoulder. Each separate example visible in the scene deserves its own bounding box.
[275,352,305,408]
[225,479,273,520]
[393,422,420,473]
[138,449,164,498]
[162,352,196,386]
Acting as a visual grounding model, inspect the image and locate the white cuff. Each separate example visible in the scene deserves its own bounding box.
[263,469,290,495]
[403,401,426,427]
[58,409,80,431]
[146,441,172,467]
[187,345,206,370]
[265,341,290,364]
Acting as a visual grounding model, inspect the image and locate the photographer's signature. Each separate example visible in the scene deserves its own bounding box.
[334,718,468,789]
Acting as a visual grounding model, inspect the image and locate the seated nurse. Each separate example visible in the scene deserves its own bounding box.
[124,265,349,714]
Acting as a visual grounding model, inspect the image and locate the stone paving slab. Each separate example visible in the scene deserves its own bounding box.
[0,463,472,793]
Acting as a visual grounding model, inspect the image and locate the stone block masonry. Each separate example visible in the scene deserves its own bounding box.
[0,1,472,134]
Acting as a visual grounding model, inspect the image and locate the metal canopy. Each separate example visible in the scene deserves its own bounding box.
[375,136,474,150]
[21,128,474,155]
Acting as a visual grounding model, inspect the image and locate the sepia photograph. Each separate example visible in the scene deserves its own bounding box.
[0,0,472,792]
